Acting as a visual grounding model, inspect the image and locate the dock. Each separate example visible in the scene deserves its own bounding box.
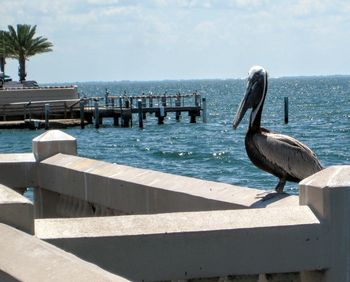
[0,90,207,129]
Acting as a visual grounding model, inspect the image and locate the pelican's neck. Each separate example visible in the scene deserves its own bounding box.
[249,73,268,132]
[249,100,264,131]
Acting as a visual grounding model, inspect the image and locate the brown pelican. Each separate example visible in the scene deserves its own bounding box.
[233,66,323,192]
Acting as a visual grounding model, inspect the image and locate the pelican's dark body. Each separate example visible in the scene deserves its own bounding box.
[246,128,300,183]
[233,66,323,192]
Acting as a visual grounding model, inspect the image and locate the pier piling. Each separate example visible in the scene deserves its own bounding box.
[194,91,200,107]
[158,106,165,124]
[121,111,131,127]
[202,97,207,123]
[175,94,181,121]
[44,104,50,130]
[79,101,85,129]
[113,113,119,126]
[141,96,147,119]
[284,97,289,124]
[94,101,100,129]
[137,100,143,129]
[189,110,196,123]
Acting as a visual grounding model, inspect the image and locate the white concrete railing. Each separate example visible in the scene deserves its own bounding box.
[35,205,326,281]
[0,130,349,281]
[0,223,126,282]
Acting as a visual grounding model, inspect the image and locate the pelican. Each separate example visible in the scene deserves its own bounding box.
[233,66,323,192]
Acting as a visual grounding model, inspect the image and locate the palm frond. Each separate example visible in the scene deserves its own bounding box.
[5,24,53,81]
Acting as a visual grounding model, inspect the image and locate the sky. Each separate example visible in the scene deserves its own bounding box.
[1,0,350,83]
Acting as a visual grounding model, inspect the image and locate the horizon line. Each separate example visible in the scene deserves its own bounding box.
[40,73,350,85]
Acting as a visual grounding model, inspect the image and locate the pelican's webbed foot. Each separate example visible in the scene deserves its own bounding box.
[275,178,286,193]
[256,191,278,201]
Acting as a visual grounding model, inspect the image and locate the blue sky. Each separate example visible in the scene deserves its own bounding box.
[1,0,350,83]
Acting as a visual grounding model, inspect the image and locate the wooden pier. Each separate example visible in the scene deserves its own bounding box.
[0,91,206,129]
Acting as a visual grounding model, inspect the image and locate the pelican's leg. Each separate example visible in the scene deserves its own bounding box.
[275,178,286,193]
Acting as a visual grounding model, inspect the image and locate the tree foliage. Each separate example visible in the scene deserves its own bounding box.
[4,24,53,81]
[0,30,13,73]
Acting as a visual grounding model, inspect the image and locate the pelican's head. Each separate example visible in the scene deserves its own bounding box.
[232,66,268,129]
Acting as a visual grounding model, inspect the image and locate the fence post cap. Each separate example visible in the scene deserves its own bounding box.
[32,130,77,162]
[300,165,350,189]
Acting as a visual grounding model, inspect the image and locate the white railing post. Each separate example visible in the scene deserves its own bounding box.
[32,130,78,218]
[300,165,350,282]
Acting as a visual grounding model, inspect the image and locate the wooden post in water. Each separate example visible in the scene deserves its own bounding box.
[130,97,133,127]
[158,106,165,124]
[161,93,167,107]
[141,95,147,120]
[175,94,181,121]
[94,100,100,129]
[194,91,200,106]
[189,110,196,123]
[284,97,289,124]
[105,88,109,107]
[121,111,131,127]
[44,103,50,130]
[113,113,119,126]
[138,99,143,128]
[202,97,207,123]
[80,100,85,129]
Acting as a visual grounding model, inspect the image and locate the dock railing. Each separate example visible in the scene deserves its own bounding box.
[0,130,349,281]
[106,91,201,108]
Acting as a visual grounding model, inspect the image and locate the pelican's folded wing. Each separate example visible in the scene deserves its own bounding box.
[253,132,323,180]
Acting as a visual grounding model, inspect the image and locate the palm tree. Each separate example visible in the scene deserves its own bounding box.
[0,30,10,74]
[5,24,53,82]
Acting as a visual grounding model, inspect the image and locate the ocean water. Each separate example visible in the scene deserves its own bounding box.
[0,76,349,194]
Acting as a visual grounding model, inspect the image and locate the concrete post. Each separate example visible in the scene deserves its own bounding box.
[32,130,78,218]
[32,130,77,162]
[300,165,350,282]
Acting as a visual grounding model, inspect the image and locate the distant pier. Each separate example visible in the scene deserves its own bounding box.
[81,91,205,129]
[0,89,206,129]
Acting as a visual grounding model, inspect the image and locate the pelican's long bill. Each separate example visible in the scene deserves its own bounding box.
[232,79,253,129]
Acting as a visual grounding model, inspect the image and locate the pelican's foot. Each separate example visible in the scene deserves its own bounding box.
[256,190,288,201]
[255,190,277,200]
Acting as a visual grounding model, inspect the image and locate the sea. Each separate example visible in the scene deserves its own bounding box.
[0,76,349,195]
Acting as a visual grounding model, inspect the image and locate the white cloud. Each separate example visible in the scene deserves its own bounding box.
[87,0,120,4]
[1,0,350,81]
[101,6,139,16]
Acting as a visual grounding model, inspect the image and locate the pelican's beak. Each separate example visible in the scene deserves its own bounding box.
[232,81,253,129]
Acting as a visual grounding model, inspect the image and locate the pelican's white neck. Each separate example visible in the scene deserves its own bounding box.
[250,68,268,128]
